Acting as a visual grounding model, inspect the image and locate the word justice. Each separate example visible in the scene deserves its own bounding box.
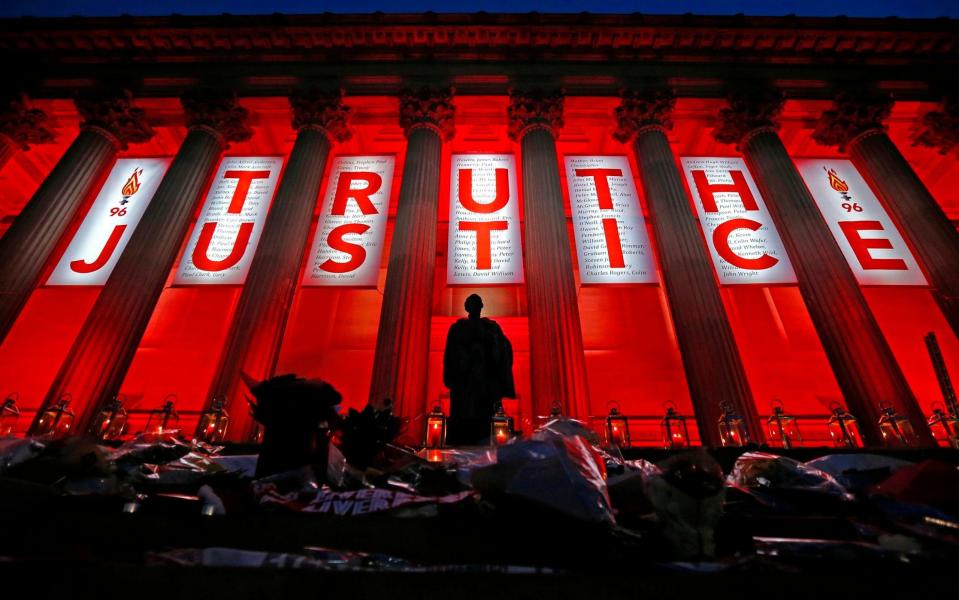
[48,154,925,289]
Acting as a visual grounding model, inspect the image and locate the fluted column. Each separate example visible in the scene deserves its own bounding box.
[0,94,55,170]
[0,91,151,344]
[33,91,252,433]
[615,89,762,445]
[508,89,590,419]
[204,89,351,441]
[814,90,959,340]
[368,87,454,423]
[715,87,935,446]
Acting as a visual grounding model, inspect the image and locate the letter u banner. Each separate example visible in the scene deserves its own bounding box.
[447,154,524,285]
[175,156,284,285]
[302,155,395,287]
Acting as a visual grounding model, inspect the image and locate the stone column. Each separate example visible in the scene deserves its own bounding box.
[715,87,935,447]
[615,89,762,445]
[814,90,959,340]
[368,87,454,423]
[0,91,151,344]
[507,89,590,419]
[0,94,55,170]
[33,91,252,434]
[203,89,351,441]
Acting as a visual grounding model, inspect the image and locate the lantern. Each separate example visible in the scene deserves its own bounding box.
[717,402,749,447]
[425,404,447,449]
[490,402,513,446]
[660,402,688,450]
[146,395,179,437]
[425,449,444,463]
[197,395,229,443]
[606,402,630,448]
[35,395,75,439]
[826,403,864,448]
[877,403,918,448]
[91,395,128,441]
[1,393,20,437]
[927,403,959,449]
[251,423,265,444]
[766,400,802,449]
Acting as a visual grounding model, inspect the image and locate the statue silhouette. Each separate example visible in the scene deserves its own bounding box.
[443,294,516,445]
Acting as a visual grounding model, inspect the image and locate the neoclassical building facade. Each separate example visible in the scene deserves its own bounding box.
[0,13,957,446]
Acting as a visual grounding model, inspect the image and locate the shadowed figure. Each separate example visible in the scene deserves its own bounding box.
[443,294,516,445]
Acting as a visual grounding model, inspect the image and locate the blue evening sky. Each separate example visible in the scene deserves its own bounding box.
[1,1,957,18]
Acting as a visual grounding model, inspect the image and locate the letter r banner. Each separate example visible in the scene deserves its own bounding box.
[303,156,395,287]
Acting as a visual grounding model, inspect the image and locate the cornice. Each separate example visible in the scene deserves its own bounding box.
[0,13,955,63]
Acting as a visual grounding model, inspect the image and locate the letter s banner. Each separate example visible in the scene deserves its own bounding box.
[303,156,395,287]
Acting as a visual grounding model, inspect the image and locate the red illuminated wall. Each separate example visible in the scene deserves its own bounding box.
[0,98,184,431]
[2,95,959,445]
[117,98,295,435]
[275,97,407,426]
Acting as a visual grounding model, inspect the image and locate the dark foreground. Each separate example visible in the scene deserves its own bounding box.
[2,435,958,599]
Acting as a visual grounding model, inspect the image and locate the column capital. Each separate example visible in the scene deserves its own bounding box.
[181,90,253,147]
[614,88,676,143]
[398,86,455,141]
[811,89,894,151]
[507,88,564,141]
[0,94,55,150]
[713,86,785,147]
[913,95,959,155]
[290,88,351,142]
[75,90,154,150]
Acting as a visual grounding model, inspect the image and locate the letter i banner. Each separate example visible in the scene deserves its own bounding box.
[564,156,658,284]
[302,156,395,287]
[681,157,797,285]
[47,157,172,285]
[795,158,926,286]
[447,154,524,285]
[174,157,284,285]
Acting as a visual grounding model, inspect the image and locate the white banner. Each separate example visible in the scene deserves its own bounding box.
[302,156,395,287]
[174,156,283,285]
[795,158,926,286]
[681,157,797,285]
[564,156,658,284]
[447,154,524,285]
[48,157,170,285]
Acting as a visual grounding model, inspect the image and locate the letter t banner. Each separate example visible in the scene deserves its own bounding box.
[447,154,524,285]
[564,156,658,284]
[175,157,284,285]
